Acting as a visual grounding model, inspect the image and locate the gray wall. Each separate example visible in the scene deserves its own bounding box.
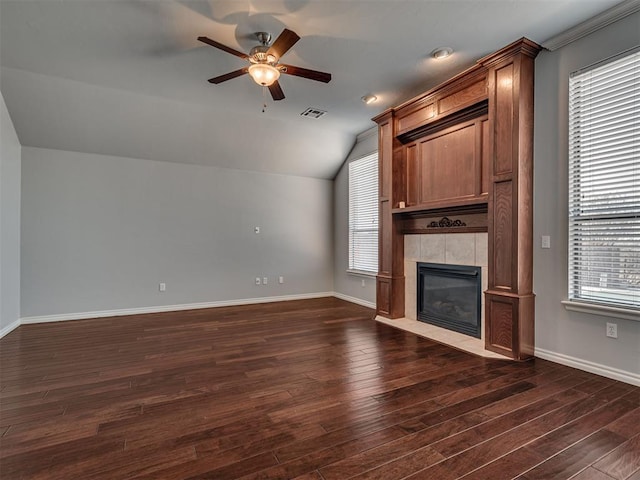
[333,127,377,306]
[534,11,640,377]
[0,93,21,332]
[21,147,333,317]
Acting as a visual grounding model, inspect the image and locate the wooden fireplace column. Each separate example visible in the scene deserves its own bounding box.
[375,110,405,318]
[373,38,541,360]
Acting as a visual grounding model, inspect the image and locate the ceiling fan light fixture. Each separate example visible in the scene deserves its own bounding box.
[431,47,454,59]
[248,63,281,86]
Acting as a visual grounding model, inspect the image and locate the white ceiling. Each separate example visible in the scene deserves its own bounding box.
[0,0,625,179]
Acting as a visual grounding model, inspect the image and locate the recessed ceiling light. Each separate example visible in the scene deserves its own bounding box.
[431,47,453,59]
[361,94,378,104]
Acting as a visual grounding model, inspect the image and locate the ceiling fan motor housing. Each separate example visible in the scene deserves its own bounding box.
[249,45,277,65]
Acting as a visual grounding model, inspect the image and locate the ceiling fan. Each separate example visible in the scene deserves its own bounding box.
[197,28,331,101]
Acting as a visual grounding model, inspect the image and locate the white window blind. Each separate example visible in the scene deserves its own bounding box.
[568,48,640,310]
[349,153,379,273]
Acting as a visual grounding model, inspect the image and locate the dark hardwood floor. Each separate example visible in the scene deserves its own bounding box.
[0,297,638,479]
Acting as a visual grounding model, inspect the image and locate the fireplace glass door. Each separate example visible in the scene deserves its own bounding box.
[417,262,481,338]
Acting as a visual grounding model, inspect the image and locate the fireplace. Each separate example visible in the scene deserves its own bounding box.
[417,262,482,338]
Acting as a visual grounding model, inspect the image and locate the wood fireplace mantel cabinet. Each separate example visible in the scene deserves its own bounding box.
[373,38,541,360]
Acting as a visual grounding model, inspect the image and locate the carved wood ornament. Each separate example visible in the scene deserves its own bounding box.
[428,217,466,228]
[373,38,541,360]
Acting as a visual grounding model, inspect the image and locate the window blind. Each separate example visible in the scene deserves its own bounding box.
[568,48,639,310]
[349,153,379,273]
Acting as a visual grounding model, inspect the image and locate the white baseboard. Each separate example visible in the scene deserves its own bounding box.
[332,292,376,310]
[19,292,335,325]
[0,319,21,339]
[535,347,640,387]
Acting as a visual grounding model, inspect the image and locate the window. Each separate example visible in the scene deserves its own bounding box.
[349,152,378,274]
[568,48,639,311]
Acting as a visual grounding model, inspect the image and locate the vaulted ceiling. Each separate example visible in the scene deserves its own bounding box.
[0,0,624,179]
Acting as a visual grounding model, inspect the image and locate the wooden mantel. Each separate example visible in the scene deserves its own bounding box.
[373,38,541,360]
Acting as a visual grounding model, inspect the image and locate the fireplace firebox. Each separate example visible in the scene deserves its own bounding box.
[417,262,481,338]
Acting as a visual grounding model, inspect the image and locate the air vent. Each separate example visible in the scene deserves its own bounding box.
[300,107,327,119]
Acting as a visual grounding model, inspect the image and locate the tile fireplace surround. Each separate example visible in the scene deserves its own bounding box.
[374,232,506,359]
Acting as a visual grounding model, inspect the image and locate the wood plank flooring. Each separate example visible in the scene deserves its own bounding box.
[1,297,638,479]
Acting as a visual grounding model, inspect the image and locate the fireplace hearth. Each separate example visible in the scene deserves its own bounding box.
[417,262,481,338]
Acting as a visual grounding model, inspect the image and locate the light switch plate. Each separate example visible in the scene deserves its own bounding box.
[541,235,551,249]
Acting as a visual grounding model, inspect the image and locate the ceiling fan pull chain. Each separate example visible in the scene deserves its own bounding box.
[262,86,267,113]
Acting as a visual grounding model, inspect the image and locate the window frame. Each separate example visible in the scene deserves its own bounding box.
[348,152,379,276]
[565,47,640,319]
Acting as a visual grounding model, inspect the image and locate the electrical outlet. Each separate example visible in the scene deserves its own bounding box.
[361,279,366,287]
[263,277,268,285]
[159,282,166,292]
[278,276,284,284]
[606,322,618,338]
[254,226,260,234]
[255,277,261,285]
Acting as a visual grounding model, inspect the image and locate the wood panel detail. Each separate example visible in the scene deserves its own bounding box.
[379,117,392,198]
[419,123,477,203]
[481,119,490,195]
[403,115,488,213]
[485,292,535,360]
[392,141,406,207]
[405,144,419,206]
[439,79,487,115]
[376,275,405,318]
[377,277,391,315]
[389,275,406,318]
[398,101,488,145]
[518,294,535,358]
[379,200,392,274]
[493,63,515,175]
[487,297,513,353]
[395,71,488,141]
[397,102,436,134]
[493,180,513,289]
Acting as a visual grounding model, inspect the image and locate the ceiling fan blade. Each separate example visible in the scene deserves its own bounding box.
[198,36,248,59]
[267,29,300,59]
[208,67,249,84]
[268,81,285,101]
[279,64,331,83]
